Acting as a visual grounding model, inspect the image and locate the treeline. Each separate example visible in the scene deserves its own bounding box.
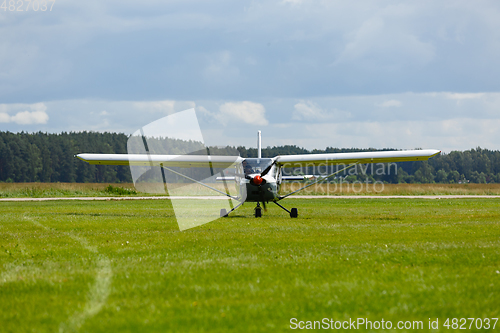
[0,131,131,183]
[1,131,500,183]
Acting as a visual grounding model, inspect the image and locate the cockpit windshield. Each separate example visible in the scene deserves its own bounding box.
[242,158,273,175]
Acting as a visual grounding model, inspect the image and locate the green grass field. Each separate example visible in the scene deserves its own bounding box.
[1,198,499,332]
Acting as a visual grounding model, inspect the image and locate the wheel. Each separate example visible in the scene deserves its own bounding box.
[290,208,298,218]
[255,207,262,218]
[220,208,228,217]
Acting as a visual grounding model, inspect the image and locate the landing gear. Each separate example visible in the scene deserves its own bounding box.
[251,201,297,218]
[219,201,244,218]
[273,200,298,218]
[254,203,262,218]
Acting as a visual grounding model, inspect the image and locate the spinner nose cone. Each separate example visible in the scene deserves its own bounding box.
[252,175,263,185]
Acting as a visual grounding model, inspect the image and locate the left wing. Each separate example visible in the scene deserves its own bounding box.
[276,149,440,167]
[76,154,243,168]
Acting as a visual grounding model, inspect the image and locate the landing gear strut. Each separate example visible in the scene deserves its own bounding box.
[273,200,298,218]
[220,201,244,218]
[251,201,297,218]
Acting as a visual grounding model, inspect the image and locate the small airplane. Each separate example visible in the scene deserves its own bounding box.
[77,131,440,219]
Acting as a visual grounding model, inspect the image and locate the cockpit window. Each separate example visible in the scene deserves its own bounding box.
[242,158,273,175]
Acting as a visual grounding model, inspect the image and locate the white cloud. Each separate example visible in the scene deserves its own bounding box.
[293,101,325,120]
[0,102,49,124]
[1,1,500,102]
[10,111,49,125]
[444,93,484,100]
[292,101,351,121]
[377,99,402,107]
[0,113,10,123]
[133,100,196,114]
[133,100,176,113]
[281,0,303,6]
[332,13,436,69]
[1,94,499,153]
[195,105,213,116]
[295,117,500,152]
[219,101,268,126]
[203,51,240,83]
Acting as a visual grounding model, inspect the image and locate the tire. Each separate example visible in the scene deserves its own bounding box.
[220,208,228,217]
[290,208,298,218]
[255,208,262,218]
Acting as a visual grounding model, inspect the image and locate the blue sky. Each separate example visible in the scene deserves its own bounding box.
[1,0,500,152]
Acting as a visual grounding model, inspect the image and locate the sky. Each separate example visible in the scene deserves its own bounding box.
[1,0,500,152]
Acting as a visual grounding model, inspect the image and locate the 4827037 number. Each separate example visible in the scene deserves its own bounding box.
[443,318,498,330]
[1,0,55,11]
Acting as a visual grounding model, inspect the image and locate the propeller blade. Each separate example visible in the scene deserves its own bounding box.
[260,160,277,177]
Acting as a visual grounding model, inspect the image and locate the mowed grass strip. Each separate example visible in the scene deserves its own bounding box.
[1,199,499,332]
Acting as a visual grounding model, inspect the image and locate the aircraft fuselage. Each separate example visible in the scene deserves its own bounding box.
[243,177,279,202]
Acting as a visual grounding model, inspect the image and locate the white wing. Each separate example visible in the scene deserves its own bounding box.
[76,154,243,168]
[276,149,440,167]
[77,149,440,168]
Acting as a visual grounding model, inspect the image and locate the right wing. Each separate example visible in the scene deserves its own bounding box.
[281,175,319,181]
[276,149,441,167]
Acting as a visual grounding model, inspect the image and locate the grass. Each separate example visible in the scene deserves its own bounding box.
[2,182,500,198]
[280,183,500,196]
[0,183,139,198]
[1,198,499,332]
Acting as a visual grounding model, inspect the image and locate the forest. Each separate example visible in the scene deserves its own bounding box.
[1,131,499,184]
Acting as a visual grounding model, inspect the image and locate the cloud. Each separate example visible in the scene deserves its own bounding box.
[9,111,49,125]
[293,101,325,120]
[1,93,499,153]
[0,102,49,124]
[203,51,240,83]
[219,101,268,126]
[133,100,196,114]
[332,12,436,69]
[0,111,49,125]
[0,113,10,123]
[195,105,213,116]
[267,117,500,153]
[377,99,402,107]
[444,93,484,100]
[2,1,500,102]
[292,101,351,121]
[281,0,303,6]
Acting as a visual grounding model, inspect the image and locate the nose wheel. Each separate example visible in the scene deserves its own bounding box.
[254,203,262,217]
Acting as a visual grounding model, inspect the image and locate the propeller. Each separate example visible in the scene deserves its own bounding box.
[260,159,277,177]
[252,175,263,185]
[240,159,277,185]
